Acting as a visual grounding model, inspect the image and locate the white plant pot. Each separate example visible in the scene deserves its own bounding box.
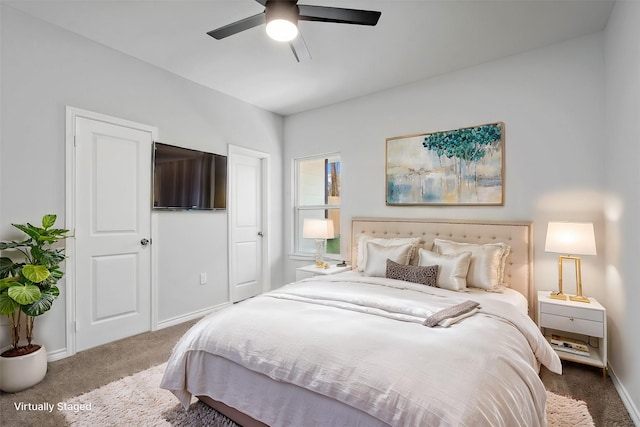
[0,344,48,393]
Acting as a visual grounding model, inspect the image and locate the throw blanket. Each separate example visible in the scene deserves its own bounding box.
[162,276,561,427]
[423,300,480,327]
[266,287,478,328]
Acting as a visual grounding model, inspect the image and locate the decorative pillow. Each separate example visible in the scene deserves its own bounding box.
[363,242,414,277]
[432,239,511,290]
[355,235,421,272]
[418,248,471,291]
[385,259,438,287]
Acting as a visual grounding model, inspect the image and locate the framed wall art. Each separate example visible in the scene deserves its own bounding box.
[386,122,504,206]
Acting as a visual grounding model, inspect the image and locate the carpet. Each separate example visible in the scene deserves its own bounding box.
[63,363,594,426]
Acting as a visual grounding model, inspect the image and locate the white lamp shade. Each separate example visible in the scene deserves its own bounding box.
[303,219,334,239]
[545,222,596,256]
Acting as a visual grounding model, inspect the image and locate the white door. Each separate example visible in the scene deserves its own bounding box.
[229,146,269,303]
[74,115,154,351]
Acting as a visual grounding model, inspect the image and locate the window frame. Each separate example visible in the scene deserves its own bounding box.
[292,152,341,259]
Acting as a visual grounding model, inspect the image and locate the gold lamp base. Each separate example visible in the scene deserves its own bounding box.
[570,294,590,303]
[550,291,567,301]
[555,255,591,304]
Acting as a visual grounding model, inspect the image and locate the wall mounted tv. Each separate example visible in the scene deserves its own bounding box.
[153,142,227,210]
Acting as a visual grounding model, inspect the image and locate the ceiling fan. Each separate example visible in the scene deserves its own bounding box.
[207,0,382,62]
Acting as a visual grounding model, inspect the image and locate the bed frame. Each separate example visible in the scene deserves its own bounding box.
[350,217,534,316]
[199,217,534,427]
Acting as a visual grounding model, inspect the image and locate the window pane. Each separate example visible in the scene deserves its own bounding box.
[326,156,341,206]
[298,156,341,206]
[297,209,341,255]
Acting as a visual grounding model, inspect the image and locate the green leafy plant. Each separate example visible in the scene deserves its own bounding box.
[0,214,70,357]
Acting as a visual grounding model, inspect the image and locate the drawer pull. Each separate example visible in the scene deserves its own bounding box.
[569,317,574,321]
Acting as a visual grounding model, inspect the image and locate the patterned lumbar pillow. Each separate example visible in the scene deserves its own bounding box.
[386,259,438,287]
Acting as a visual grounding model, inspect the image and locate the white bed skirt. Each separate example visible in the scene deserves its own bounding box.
[185,351,390,426]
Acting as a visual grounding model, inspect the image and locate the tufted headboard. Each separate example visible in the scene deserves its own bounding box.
[350,218,534,315]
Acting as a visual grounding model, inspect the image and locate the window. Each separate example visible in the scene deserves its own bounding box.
[294,153,341,257]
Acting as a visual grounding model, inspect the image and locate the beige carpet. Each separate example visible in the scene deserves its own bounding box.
[63,363,594,426]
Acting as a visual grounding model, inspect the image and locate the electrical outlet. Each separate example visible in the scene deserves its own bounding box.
[200,273,207,285]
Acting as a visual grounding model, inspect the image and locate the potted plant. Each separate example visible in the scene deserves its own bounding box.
[0,214,69,392]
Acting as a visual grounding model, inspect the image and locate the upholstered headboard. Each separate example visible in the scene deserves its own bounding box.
[350,218,534,315]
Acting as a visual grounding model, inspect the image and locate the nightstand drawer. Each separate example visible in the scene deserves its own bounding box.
[539,313,604,337]
[539,302,603,323]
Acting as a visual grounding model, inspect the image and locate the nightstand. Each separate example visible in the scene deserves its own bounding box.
[537,290,607,376]
[295,264,351,281]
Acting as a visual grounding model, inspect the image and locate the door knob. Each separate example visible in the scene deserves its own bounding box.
[140,238,150,246]
[257,232,264,237]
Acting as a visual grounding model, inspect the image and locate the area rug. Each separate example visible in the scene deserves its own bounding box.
[63,362,594,426]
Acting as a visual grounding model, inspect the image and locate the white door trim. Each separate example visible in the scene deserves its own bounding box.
[227,144,271,302]
[65,106,158,358]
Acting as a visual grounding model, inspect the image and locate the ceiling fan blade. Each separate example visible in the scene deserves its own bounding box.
[207,12,266,39]
[298,5,381,26]
[256,0,299,6]
[256,0,299,4]
[289,32,311,63]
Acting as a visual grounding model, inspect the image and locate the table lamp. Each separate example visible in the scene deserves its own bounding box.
[303,218,334,268]
[544,221,597,303]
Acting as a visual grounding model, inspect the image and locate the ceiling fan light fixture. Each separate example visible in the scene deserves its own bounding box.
[265,1,299,42]
[266,19,298,42]
[207,0,381,61]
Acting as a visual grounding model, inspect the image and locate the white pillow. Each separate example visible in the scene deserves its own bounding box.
[355,235,421,272]
[363,241,414,277]
[418,248,472,291]
[432,239,511,290]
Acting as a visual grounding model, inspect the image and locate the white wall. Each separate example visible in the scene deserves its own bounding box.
[0,5,284,355]
[284,33,607,306]
[604,1,640,423]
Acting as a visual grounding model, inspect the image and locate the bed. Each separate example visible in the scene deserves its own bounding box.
[161,218,562,427]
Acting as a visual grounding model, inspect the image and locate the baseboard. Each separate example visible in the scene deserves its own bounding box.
[0,345,69,363]
[155,302,232,330]
[47,347,71,362]
[40,304,231,362]
[608,364,640,425]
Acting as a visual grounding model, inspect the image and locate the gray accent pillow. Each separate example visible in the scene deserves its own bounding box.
[385,259,438,287]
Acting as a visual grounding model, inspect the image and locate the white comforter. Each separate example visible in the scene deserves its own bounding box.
[161,276,562,427]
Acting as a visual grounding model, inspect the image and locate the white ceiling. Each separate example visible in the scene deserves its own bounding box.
[6,0,614,116]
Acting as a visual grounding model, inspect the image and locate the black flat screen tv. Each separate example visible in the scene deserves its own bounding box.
[152,142,227,210]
